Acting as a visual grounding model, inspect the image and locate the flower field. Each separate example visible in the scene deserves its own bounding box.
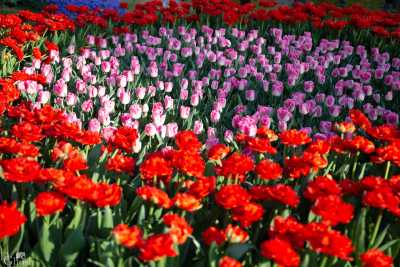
[1,1,400,266]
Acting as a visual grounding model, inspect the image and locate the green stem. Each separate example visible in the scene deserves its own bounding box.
[323,160,335,176]
[369,161,391,247]
[320,256,329,267]
[384,161,391,180]
[351,152,360,179]
[1,237,9,259]
[369,210,383,247]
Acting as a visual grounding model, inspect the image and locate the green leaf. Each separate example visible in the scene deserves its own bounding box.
[88,144,103,166]
[208,242,219,267]
[102,207,114,230]
[57,229,85,266]
[39,219,56,264]
[379,239,400,252]
[257,262,272,267]
[66,204,85,234]
[300,254,309,267]
[226,244,254,260]
[372,225,390,249]
[25,251,47,267]
[9,223,25,257]
[205,162,216,176]
[307,211,317,223]
[56,204,86,266]
[353,208,367,254]
[137,205,146,225]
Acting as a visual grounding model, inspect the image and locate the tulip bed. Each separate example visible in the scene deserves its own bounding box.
[1,1,400,267]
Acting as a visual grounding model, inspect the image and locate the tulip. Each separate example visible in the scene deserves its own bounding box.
[88,118,101,132]
[180,106,190,119]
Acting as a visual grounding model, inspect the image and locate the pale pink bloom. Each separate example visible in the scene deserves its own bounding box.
[118,90,131,105]
[81,100,93,112]
[166,122,178,138]
[133,139,142,153]
[98,86,106,97]
[38,91,50,104]
[180,89,189,100]
[94,56,102,66]
[120,113,133,126]
[210,110,220,123]
[88,86,98,98]
[67,45,75,54]
[101,61,111,73]
[53,79,67,97]
[49,50,59,63]
[224,130,234,143]
[98,38,108,48]
[61,69,71,82]
[25,81,39,95]
[152,102,164,115]
[62,58,72,68]
[54,97,63,105]
[98,108,111,126]
[147,61,158,77]
[116,75,127,88]
[81,48,90,58]
[130,104,142,119]
[88,118,101,132]
[144,123,157,137]
[152,114,166,127]
[180,106,190,119]
[66,92,78,106]
[124,70,134,82]
[142,103,149,114]
[193,120,203,134]
[165,81,173,92]
[41,64,52,76]
[190,94,200,106]
[157,125,167,138]
[164,96,174,110]
[99,49,110,60]
[136,87,146,99]
[245,90,256,101]
[87,35,95,45]
[33,59,41,69]
[131,120,140,130]
[102,126,117,141]
[102,99,115,114]
[89,75,97,85]
[76,79,86,94]
[156,80,164,91]
[147,85,156,97]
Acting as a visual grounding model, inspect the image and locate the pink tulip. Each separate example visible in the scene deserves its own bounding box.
[88,118,101,132]
[166,122,178,138]
[129,104,142,119]
[144,123,157,137]
[102,126,117,141]
[180,106,190,119]
[136,87,146,99]
[193,120,203,134]
[38,90,50,104]
[81,100,93,113]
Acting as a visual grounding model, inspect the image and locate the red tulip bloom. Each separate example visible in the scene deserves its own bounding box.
[34,192,67,216]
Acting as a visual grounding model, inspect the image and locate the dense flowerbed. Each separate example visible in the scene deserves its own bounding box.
[0,1,400,267]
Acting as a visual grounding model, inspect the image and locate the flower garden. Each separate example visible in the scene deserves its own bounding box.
[0,1,400,266]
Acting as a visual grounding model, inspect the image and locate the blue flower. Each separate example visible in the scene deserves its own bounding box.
[47,0,123,16]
